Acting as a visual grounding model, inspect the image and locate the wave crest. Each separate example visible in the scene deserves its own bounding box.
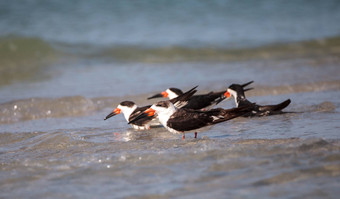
[0,36,60,86]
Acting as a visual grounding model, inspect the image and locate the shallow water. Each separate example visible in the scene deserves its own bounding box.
[1,1,340,198]
[1,130,340,198]
[1,57,340,198]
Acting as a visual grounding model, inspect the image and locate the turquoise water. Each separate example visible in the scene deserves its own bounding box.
[1,0,340,48]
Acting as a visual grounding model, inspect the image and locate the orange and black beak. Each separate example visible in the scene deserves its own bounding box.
[224,91,231,98]
[147,91,168,99]
[104,108,121,120]
[145,108,156,116]
[128,108,155,124]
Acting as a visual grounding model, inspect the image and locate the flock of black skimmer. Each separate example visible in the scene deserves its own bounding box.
[104,81,291,139]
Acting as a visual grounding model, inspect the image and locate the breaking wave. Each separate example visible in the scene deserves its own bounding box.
[71,36,340,62]
[1,35,339,65]
[1,35,339,87]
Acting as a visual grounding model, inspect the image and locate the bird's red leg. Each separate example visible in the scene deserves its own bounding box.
[182,133,185,140]
[194,132,197,139]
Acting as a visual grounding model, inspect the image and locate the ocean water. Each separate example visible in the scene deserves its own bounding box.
[1,0,340,47]
[1,1,340,198]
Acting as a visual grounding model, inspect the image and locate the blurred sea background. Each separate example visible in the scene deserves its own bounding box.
[1,0,340,198]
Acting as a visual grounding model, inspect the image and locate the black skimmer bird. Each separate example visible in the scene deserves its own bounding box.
[104,86,198,130]
[104,101,154,130]
[147,82,254,111]
[224,82,291,117]
[129,101,252,139]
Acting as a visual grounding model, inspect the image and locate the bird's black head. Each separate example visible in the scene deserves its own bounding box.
[228,84,245,96]
[154,101,170,109]
[120,101,135,107]
[227,81,254,98]
[168,88,183,96]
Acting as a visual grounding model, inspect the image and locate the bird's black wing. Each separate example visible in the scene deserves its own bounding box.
[167,106,252,131]
[167,109,214,131]
[184,91,225,110]
[129,105,153,126]
[212,106,252,123]
[170,86,197,108]
[238,99,254,106]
